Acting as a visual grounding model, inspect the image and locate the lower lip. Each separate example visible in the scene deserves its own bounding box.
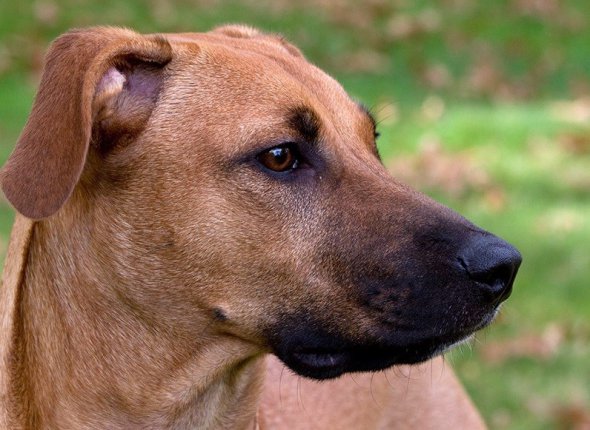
[292,351,348,369]
[286,314,499,375]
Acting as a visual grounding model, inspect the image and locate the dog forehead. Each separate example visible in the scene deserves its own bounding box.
[164,31,351,106]
[158,31,376,155]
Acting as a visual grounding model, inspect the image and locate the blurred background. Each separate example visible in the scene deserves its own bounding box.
[0,0,589,428]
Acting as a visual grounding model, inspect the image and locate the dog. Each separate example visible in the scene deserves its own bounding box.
[0,25,521,429]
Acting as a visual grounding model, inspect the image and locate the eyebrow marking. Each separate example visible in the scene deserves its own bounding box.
[287,106,321,141]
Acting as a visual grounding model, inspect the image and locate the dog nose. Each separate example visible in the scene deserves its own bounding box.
[459,234,522,304]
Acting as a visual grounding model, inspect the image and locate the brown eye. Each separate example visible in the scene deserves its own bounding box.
[257,144,300,172]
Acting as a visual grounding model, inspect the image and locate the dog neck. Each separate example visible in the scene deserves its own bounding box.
[0,213,264,429]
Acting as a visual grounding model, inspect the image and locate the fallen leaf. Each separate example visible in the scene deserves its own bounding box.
[536,208,586,235]
[421,63,453,90]
[33,0,59,26]
[551,98,590,124]
[387,136,493,199]
[480,324,564,365]
[334,50,389,74]
[421,95,445,122]
[558,133,590,155]
[553,403,590,430]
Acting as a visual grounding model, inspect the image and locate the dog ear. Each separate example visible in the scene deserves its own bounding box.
[0,27,172,220]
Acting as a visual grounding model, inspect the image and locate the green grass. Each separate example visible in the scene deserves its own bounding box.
[1,1,589,428]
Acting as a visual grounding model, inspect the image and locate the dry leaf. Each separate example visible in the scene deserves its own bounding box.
[554,403,590,430]
[388,136,492,199]
[33,0,59,26]
[480,324,564,365]
[551,98,590,124]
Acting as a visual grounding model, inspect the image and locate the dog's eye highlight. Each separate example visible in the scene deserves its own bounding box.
[257,144,300,172]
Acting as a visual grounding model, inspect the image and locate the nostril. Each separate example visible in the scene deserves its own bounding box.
[469,261,513,288]
[468,260,515,300]
[459,235,522,304]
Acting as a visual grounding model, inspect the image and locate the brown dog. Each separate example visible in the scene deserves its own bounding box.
[0,25,520,429]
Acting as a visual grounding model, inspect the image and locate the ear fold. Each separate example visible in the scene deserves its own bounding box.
[0,27,172,219]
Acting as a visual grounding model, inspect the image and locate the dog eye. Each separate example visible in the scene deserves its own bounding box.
[257,144,300,172]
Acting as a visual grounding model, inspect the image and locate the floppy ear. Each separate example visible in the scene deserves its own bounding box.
[0,27,172,219]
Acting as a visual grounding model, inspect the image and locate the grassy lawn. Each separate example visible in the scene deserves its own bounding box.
[1,1,589,428]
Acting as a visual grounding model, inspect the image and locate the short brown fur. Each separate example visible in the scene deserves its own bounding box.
[0,26,494,429]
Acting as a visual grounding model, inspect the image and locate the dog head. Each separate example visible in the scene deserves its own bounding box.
[1,25,521,380]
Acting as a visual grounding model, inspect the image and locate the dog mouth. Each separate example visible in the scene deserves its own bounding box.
[283,341,452,380]
[278,331,472,380]
[274,308,499,380]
